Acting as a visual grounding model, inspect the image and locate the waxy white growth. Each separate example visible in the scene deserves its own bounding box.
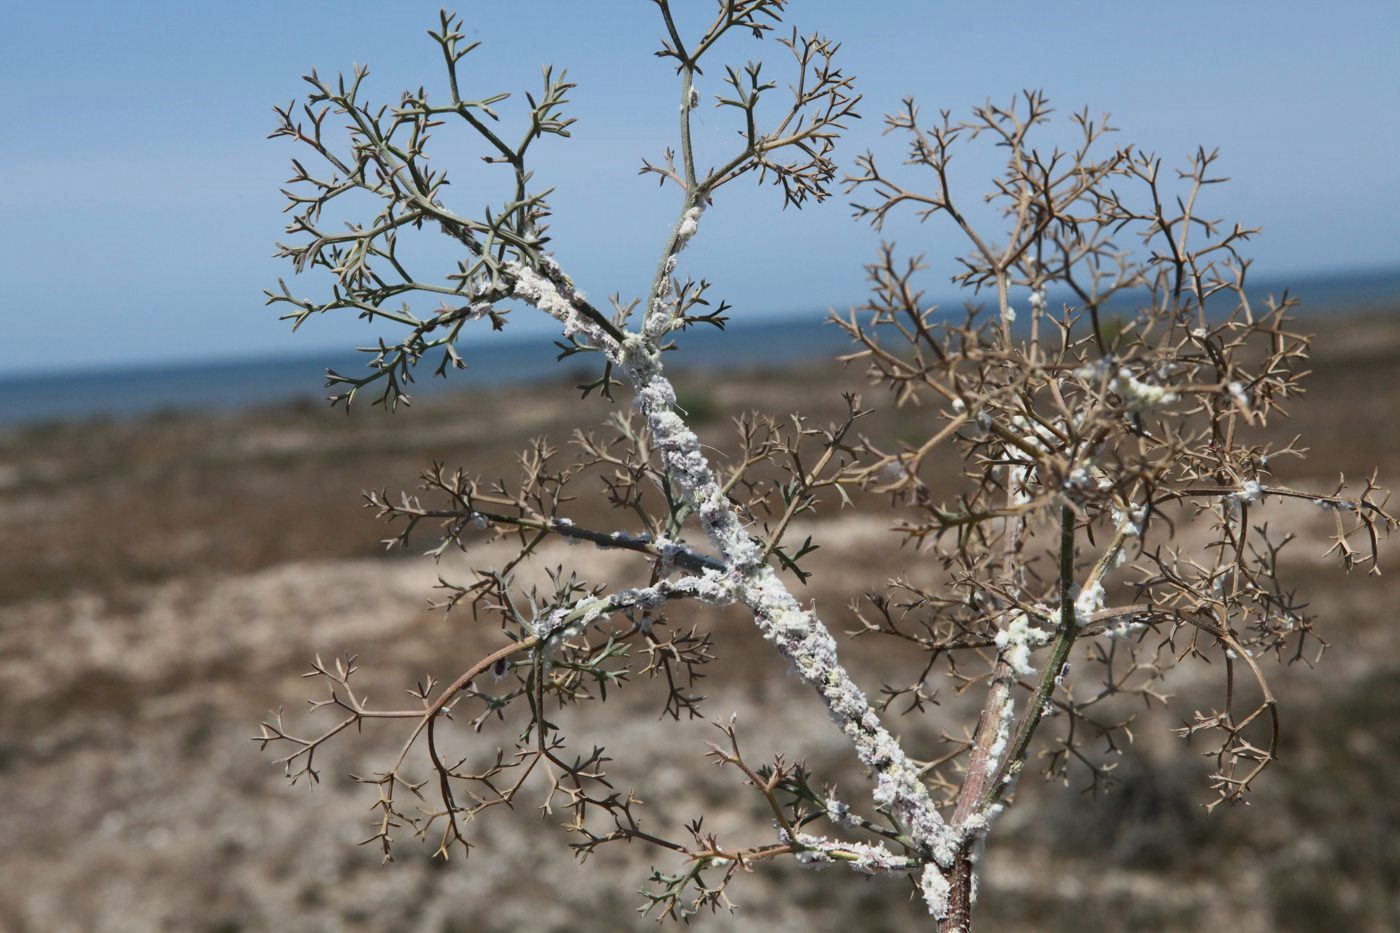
[1073,579,1105,623]
[619,335,955,879]
[987,612,1051,765]
[1111,366,1178,414]
[993,612,1048,679]
[675,205,704,250]
[511,252,956,913]
[1112,504,1146,537]
[642,206,707,341]
[789,832,918,874]
[652,534,688,573]
[1105,619,1148,640]
[1029,286,1046,313]
[1076,358,1179,414]
[825,796,855,829]
[1010,411,1067,454]
[921,862,952,918]
[986,701,1015,769]
[506,260,618,354]
[1223,479,1265,518]
[530,572,736,649]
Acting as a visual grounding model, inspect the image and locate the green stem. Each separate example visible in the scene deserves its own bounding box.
[980,505,1079,810]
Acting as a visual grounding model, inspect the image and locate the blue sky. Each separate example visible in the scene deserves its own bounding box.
[3,1,1397,375]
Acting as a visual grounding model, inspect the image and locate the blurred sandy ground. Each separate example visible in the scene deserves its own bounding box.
[1,312,1397,932]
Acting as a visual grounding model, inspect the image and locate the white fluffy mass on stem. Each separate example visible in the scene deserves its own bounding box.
[508,248,959,913]
[620,334,956,882]
[506,259,618,357]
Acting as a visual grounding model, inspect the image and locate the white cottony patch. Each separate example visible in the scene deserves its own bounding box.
[506,261,616,358]
[930,825,961,871]
[541,256,587,303]
[1074,580,1105,623]
[993,612,1049,678]
[1007,412,1066,456]
[687,86,701,110]
[961,802,1005,839]
[989,613,1049,763]
[1029,287,1046,313]
[987,698,1014,764]
[1002,303,1017,324]
[1222,479,1265,517]
[825,797,854,829]
[1075,357,1110,381]
[508,264,571,321]
[652,534,688,573]
[510,261,952,873]
[675,205,704,251]
[1226,381,1253,415]
[1104,619,1147,640]
[614,332,956,864]
[529,574,737,648]
[469,511,489,530]
[951,397,966,414]
[1110,366,1178,414]
[1076,358,1178,414]
[685,568,739,605]
[921,863,951,917]
[791,833,914,875]
[1111,504,1146,537]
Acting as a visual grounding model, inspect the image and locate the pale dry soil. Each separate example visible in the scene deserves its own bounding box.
[0,312,1397,931]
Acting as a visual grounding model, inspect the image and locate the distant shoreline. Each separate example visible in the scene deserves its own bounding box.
[3,267,1395,430]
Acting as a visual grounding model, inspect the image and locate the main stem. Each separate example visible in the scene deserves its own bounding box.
[942,856,976,933]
